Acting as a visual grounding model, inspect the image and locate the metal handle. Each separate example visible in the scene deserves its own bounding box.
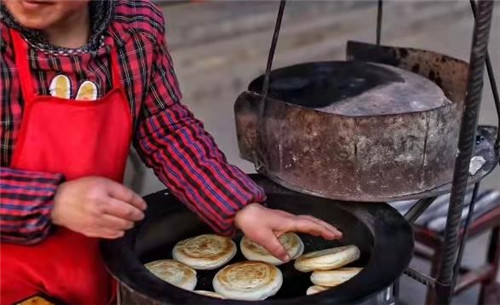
[376,0,383,45]
[254,0,287,172]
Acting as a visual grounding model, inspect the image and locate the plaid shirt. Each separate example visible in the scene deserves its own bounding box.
[0,0,265,244]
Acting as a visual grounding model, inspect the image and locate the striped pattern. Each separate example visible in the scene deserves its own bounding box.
[0,0,265,244]
[0,168,63,244]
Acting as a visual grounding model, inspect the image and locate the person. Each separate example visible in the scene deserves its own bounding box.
[0,0,342,303]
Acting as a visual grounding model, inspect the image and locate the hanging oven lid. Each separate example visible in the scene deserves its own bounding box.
[234,42,478,202]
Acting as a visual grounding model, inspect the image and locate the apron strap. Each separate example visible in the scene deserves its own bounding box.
[10,29,36,103]
[9,29,125,101]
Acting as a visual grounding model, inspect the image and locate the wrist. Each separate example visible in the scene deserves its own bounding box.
[51,182,67,225]
[234,202,263,229]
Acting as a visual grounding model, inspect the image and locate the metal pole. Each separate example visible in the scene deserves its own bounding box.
[451,183,481,289]
[435,1,495,304]
[376,0,383,45]
[255,0,287,172]
[404,197,437,224]
[470,0,500,147]
[260,0,287,106]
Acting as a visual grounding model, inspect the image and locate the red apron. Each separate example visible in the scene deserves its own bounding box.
[1,29,132,304]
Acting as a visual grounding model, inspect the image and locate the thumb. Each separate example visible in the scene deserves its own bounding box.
[253,230,290,263]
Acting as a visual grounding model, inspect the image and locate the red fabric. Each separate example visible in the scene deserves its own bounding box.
[0,0,266,244]
[0,29,131,304]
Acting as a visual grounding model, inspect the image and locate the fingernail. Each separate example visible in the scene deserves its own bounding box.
[283,255,291,262]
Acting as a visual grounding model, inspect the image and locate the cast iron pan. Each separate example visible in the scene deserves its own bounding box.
[102,175,414,304]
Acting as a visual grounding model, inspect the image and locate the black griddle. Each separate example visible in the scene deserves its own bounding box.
[102,175,414,304]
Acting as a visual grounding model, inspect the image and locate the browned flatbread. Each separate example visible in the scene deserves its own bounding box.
[194,290,225,298]
[17,296,54,305]
[173,234,237,270]
[306,286,330,295]
[240,232,304,265]
[294,245,360,272]
[213,261,283,300]
[310,267,363,287]
[145,259,197,290]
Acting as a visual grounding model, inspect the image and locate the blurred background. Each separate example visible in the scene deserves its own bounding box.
[124,1,500,304]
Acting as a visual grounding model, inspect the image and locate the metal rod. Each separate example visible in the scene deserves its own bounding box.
[393,278,400,302]
[404,197,437,224]
[403,268,436,288]
[470,0,500,147]
[255,0,287,172]
[260,0,287,108]
[486,55,500,148]
[377,286,396,305]
[376,0,383,45]
[435,1,495,304]
[451,183,480,290]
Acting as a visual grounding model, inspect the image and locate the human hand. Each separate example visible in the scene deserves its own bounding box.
[51,176,146,239]
[234,203,342,262]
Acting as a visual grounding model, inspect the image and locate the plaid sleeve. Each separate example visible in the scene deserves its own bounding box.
[133,15,266,236]
[0,167,63,244]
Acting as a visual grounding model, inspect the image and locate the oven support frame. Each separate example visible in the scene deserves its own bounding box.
[262,0,497,304]
[376,1,496,304]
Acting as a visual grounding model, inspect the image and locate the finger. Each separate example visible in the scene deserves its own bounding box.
[102,198,145,221]
[98,214,134,231]
[107,182,147,210]
[252,230,290,263]
[101,229,124,239]
[299,215,343,239]
[86,228,124,239]
[274,209,295,217]
[286,217,337,239]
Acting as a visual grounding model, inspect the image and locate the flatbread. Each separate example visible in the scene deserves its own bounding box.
[306,285,330,295]
[173,234,237,270]
[194,290,225,299]
[240,232,304,265]
[310,267,362,287]
[144,259,197,291]
[17,296,54,305]
[294,245,360,272]
[213,261,283,300]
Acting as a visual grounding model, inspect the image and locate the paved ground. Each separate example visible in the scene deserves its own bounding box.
[125,1,500,304]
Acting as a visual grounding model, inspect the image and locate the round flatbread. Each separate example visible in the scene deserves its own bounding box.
[306,285,330,295]
[144,259,197,291]
[173,234,237,270]
[310,267,362,287]
[194,290,225,299]
[294,245,360,272]
[240,232,304,265]
[213,261,283,300]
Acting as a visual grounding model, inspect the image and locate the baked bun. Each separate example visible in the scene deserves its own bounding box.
[294,245,360,272]
[194,290,224,299]
[240,232,304,265]
[310,267,362,287]
[144,259,197,291]
[213,261,283,300]
[17,296,54,305]
[306,285,330,295]
[173,234,237,270]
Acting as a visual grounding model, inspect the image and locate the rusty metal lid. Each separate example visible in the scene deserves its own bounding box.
[250,61,451,116]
